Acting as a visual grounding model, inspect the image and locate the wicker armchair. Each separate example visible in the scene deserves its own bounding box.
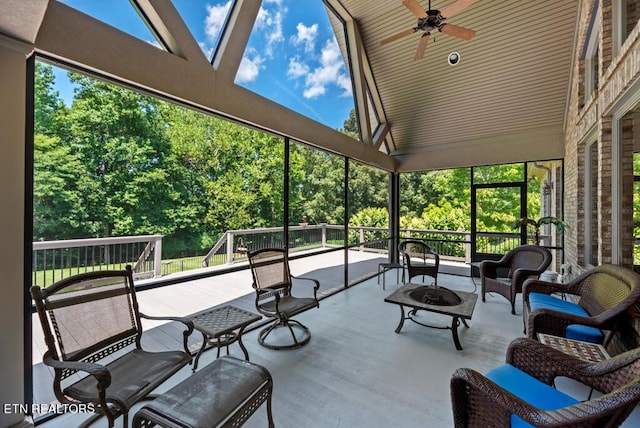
[451,337,640,427]
[248,248,320,350]
[524,264,640,346]
[30,265,194,428]
[480,245,552,315]
[398,240,440,285]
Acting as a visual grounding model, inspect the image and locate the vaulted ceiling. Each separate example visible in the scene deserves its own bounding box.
[0,0,580,172]
[330,0,580,170]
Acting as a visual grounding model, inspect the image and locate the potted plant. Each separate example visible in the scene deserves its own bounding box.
[514,216,568,246]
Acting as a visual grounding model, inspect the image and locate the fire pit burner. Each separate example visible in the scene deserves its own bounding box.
[408,286,462,306]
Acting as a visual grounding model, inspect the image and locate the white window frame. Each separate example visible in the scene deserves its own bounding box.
[584,10,600,104]
[584,139,599,267]
[612,0,627,57]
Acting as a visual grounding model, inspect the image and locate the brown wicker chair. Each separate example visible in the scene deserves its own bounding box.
[398,240,440,285]
[451,337,640,427]
[480,244,552,315]
[30,265,194,428]
[248,248,320,350]
[524,264,640,346]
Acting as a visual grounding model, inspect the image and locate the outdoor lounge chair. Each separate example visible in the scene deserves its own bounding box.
[398,239,440,285]
[524,264,640,346]
[30,265,194,428]
[480,244,552,315]
[248,248,320,350]
[451,337,640,427]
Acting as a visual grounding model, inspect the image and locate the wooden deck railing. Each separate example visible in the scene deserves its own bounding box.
[32,228,556,286]
[32,235,162,287]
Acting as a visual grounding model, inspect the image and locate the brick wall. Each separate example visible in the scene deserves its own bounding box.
[563,0,640,350]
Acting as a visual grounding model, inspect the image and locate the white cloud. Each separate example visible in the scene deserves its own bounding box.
[302,37,352,99]
[287,56,310,79]
[198,41,215,61]
[291,23,318,53]
[256,7,285,57]
[235,53,264,83]
[205,1,232,43]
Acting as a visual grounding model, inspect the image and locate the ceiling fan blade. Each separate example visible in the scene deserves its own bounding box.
[402,0,428,19]
[380,27,418,46]
[414,33,430,60]
[439,23,476,41]
[440,0,480,19]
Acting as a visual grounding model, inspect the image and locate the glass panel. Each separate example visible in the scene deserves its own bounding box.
[473,163,524,185]
[288,141,346,294]
[475,187,521,255]
[172,0,235,61]
[59,0,166,49]
[347,161,389,285]
[235,0,356,131]
[34,60,286,274]
[400,169,471,263]
[34,60,289,412]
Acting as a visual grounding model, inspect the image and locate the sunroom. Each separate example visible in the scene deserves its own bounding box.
[2,0,640,427]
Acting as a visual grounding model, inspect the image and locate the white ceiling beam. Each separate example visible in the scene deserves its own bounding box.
[212,0,261,82]
[345,19,372,145]
[134,0,208,65]
[325,0,395,151]
[372,122,389,149]
[395,126,565,172]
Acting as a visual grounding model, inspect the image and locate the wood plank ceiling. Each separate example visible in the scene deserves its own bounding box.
[333,0,580,171]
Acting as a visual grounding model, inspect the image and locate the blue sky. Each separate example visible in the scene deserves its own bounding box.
[54,0,355,130]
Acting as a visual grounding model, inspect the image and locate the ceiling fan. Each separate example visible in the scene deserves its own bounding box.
[380,0,479,60]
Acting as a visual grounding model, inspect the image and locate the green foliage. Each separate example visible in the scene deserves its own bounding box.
[33,134,98,239]
[34,62,66,136]
[340,108,359,139]
[514,216,568,245]
[33,65,367,258]
[289,145,345,225]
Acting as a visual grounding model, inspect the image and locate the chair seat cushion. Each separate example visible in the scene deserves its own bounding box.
[486,364,579,428]
[64,349,191,408]
[259,296,318,316]
[138,356,271,428]
[529,292,603,343]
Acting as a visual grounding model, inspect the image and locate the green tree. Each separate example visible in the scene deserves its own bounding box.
[33,134,97,240]
[62,74,182,240]
[289,144,345,225]
[34,62,66,136]
[340,108,359,139]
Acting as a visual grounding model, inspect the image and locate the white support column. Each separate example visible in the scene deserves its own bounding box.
[153,236,163,278]
[226,233,234,265]
[321,225,327,248]
[0,41,29,427]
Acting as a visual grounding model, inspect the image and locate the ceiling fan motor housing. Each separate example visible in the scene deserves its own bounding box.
[417,10,444,32]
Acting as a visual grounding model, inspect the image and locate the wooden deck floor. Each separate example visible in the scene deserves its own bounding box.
[33,254,640,427]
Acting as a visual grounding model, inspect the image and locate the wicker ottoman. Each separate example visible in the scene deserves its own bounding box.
[133,356,274,428]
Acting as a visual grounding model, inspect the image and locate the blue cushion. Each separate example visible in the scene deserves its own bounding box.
[566,324,603,343]
[486,364,580,428]
[529,292,603,344]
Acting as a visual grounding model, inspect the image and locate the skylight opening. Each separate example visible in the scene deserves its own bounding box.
[233,0,356,132]
[58,0,168,51]
[171,0,236,62]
